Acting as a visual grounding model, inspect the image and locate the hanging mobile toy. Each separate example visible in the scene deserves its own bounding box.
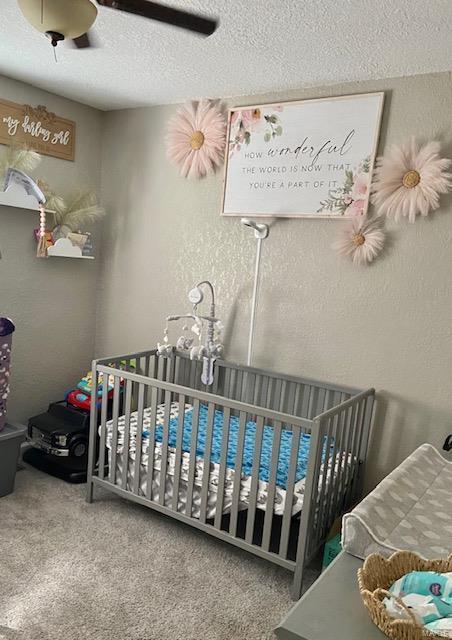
[156,281,224,386]
[3,168,47,258]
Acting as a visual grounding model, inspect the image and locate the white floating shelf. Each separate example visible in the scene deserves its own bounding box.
[48,253,94,260]
[0,186,55,214]
[47,237,94,260]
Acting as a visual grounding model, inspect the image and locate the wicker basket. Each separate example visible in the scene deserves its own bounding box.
[358,551,452,640]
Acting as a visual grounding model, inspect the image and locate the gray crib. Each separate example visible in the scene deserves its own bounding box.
[86,349,374,599]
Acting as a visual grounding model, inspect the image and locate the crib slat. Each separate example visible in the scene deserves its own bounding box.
[108,377,121,485]
[279,424,301,558]
[167,356,175,383]
[253,374,262,407]
[121,379,133,490]
[199,402,216,523]
[189,360,196,390]
[224,366,231,399]
[278,380,286,412]
[131,383,145,495]
[186,399,200,517]
[159,389,172,506]
[212,363,220,395]
[171,393,186,512]
[336,405,354,510]
[262,420,282,551]
[245,415,264,544]
[330,403,347,517]
[145,386,158,500]
[214,407,231,530]
[324,411,340,525]
[300,384,311,418]
[235,370,243,401]
[347,399,363,501]
[266,377,274,410]
[229,410,247,536]
[98,373,109,480]
[308,387,318,419]
[317,417,334,540]
[286,382,296,416]
[143,356,151,406]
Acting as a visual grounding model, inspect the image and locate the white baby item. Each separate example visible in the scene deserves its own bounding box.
[156,280,224,386]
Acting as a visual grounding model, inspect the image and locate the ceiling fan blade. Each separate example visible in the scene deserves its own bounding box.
[71,31,101,49]
[96,0,218,36]
[72,33,92,48]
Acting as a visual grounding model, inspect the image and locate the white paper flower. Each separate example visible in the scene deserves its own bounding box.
[371,139,452,223]
[166,100,226,179]
[333,216,385,266]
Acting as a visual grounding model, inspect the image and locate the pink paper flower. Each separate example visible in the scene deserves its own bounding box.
[333,216,385,266]
[371,139,452,223]
[166,100,226,179]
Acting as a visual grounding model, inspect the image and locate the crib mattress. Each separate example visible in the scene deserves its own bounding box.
[103,402,351,519]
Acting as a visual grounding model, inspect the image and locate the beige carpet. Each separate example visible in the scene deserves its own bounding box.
[0,466,318,640]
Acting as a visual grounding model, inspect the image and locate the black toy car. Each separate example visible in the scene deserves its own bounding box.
[25,401,98,483]
[28,401,90,458]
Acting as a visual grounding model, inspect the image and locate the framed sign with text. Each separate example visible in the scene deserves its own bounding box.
[221,92,384,218]
[0,99,75,161]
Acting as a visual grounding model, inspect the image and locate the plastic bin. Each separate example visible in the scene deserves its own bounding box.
[0,423,26,497]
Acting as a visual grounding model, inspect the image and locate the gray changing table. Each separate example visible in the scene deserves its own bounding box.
[274,552,385,640]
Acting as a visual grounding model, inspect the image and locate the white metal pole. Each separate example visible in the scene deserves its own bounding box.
[247,235,263,367]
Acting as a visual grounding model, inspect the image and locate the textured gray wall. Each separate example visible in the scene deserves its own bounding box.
[98,72,452,490]
[0,75,102,424]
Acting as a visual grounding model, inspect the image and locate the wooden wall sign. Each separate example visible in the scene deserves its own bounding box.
[0,99,75,161]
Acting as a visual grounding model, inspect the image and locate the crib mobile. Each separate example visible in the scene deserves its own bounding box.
[156,280,223,386]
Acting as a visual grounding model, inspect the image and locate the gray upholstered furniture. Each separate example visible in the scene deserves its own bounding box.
[342,444,452,560]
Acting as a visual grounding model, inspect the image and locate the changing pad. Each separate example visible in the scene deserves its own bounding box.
[342,444,452,559]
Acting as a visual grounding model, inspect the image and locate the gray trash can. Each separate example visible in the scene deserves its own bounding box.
[0,423,26,497]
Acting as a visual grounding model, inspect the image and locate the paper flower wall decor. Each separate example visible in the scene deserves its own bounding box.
[371,139,452,223]
[166,99,226,179]
[333,216,385,266]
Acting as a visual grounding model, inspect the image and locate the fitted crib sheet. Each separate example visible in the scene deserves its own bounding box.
[104,402,352,519]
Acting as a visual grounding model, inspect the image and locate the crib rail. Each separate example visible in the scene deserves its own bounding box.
[86,353,374,600]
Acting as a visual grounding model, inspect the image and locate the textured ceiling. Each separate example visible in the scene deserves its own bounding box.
[1,0,452,110]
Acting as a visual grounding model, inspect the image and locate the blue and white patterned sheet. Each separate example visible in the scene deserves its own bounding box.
[105,402,349,518]
[143,403,313,490]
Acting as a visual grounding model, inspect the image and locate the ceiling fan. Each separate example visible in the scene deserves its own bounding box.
[17,0,218,50]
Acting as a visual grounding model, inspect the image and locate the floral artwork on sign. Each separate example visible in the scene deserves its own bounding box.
[221,92,384,218]
[318,156,371,216]
[228,106,283,156]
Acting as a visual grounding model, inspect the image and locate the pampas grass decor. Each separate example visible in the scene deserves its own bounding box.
[59,191,105,230]
[0,144,41,182]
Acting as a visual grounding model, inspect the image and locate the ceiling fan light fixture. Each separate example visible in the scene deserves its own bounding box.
[17,0,98,40]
